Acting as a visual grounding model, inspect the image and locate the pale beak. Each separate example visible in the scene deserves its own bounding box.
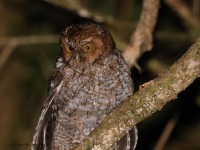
[76,54,81,65]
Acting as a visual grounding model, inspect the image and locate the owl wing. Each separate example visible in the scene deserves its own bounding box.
[32,55,65,150]
[114,50,138,150]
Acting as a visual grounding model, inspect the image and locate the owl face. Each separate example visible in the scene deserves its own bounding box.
[60,23,116,65]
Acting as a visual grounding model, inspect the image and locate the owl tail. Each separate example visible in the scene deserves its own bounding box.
[117,126,138,150]
[32,93,56,150]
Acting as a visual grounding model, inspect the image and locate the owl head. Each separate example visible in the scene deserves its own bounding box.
[60,23,116,65]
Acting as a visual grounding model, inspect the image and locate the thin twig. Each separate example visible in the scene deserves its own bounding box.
[0,35,58,69]
[165,0,200,29]
[153,112,180,150]
[0,41,16,68]
[46,0,108,22]
[0,35,58,46]
[123,0,160,67]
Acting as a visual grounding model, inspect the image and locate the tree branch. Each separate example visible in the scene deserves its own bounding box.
[46,0,110,22]
[123,0,160,67]
[76,37,200,149]
[165,0,200,29]
[0,35,58,69]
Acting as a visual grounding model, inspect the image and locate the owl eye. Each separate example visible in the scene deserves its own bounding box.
[83,43,93,53]
[66,44,74,53]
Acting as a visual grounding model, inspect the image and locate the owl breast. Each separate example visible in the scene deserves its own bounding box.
[51,51,133,149]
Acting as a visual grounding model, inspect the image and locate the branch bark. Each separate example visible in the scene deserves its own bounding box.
[76,37,200,149]
[123,0,160,67]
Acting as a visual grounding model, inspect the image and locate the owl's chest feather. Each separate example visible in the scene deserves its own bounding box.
[47,54,134,150]
[56,64,120,114]
[51,56,133,143]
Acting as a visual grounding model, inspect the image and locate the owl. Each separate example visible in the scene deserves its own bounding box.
[32,22,137,150]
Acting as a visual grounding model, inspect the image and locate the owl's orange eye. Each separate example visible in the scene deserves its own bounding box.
[66,44,74,53]
[83,43,93,53]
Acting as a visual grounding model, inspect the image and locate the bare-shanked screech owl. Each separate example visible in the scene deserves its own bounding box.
[32,22,137,150]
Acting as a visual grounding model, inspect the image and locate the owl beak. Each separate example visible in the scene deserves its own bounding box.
[76,54,81,65]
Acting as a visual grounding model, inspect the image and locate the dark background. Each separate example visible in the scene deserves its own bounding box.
[0,0,200,149]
